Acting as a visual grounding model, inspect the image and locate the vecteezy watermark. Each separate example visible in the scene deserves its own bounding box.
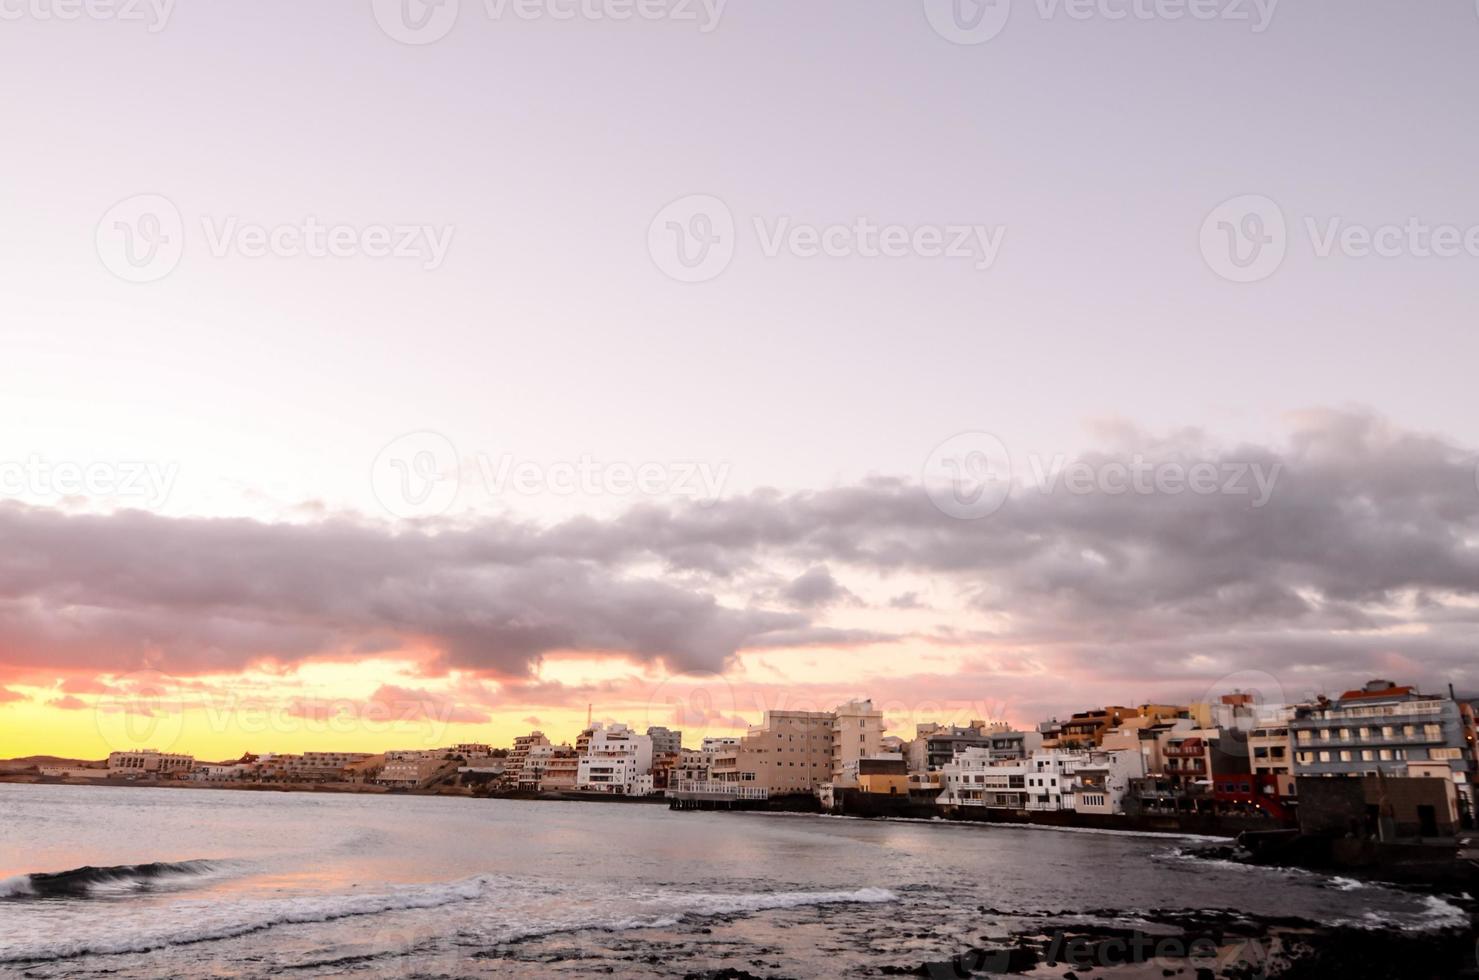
[372,0,726,45]
[649,194,1005,284]
[924,0,1278,45]
[1200,193,1286,283]
[96,194,186,284]
[0,455,178,508]
[96,194,455,283]
[371,431,462,520]
[370,431,731,519]
[1025,453,1283,506]
[1201,193,1479,283]
[925,434,1284,520]
[923,432,1013,520]
[0,0,175,32]
[928,930,1268,980]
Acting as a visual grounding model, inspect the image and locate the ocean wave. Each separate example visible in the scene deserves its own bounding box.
[752,810,1226,841]
[0,860,222,899]
[0,874,496,963]
[0,877,897,965]
[1332,893,1471,933]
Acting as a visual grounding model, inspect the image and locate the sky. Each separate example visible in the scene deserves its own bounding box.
[1,0,1478,761]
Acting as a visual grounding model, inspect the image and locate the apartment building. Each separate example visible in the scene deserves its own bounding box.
[1290,681,1472,814]
[377,749,453,788]
[710,709,834,796]
[107,749,195,777]
[921,725,993,770]
[831,699,885,785]
[1249,710,1298,797]
[1051,706,1140,748]
[1064,749,1146,814]
[984,729,1044,762]
[540,747,579,792]
[938,748,1097,811]
[576,724,654,795]
[646,727,682,756]
[291,751,373,781]
[515,743,562,791]
[505,731,552,787]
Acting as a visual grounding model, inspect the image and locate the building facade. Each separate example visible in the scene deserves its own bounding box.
[575,724,654,795]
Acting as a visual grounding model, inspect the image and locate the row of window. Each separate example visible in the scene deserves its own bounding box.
[1295,724,1443,743]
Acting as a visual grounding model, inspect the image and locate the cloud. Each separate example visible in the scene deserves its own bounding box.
[778,566,858,609]
[46,695,88,711]
[0,687,26,705]
[0,410,1476,711]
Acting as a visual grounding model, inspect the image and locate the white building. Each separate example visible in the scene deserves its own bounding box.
[576,723,654,795]
[1064,749,1147,814]
[938,747,1142,813]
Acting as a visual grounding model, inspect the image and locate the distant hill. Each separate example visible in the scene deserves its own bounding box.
[0,756,104,771]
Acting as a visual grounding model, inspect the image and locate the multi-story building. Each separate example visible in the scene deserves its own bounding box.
[1291,680,1472,815]
[377,749,454,788]
[1249,710,1298,798]
[646,727,682,757]
[576,724,654,795]
[1065,749,1147,814]
[831,699,885,785]
[290,751,373,781]
[107,749,195,777]
[451,743,494,761]
[1052,706,1140,749]
[922,725,993,771]
[710,709,834,797]
[515,743,561,791]
[938,748,1102,811]
[539,747,579,792]
[984,729,1044,763]
[700,736,739,754]
[505,731,551,787]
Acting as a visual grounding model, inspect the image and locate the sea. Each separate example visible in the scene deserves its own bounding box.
[0,783,1465,978]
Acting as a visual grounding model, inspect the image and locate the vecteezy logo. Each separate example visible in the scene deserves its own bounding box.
[372,0,460,45]
[642,672,738,746]
[370,431,461,519]
[923,0,1011,45]
[96,194,185,284]
[647,194,736,283]
[924,432,1012,519]
[1200,194,1287,283]
[94,670,187,755]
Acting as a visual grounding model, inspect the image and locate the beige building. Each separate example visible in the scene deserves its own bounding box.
[377,749,454,788]
[539,747,580,792]
[504,731,551,786]
[711,709,835,796]
[1249,711,1297,797]
[831,699,885,785]
[107,749,194,777]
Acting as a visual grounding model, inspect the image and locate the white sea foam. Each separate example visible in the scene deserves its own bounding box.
[752,809,1227,841]
[1333,893,1471,933]
[0,875,36,899]
[0,877,898,964]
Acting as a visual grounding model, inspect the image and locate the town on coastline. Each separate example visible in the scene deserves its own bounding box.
[13,678,1478,848]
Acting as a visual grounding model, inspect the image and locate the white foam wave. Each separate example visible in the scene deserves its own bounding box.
[1333,893,1470,933]
[0,874,495,963]
[0,876,36,899]
[0,878,897,965]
